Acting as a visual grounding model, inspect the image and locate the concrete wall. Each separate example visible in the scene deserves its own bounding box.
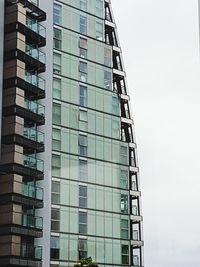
[0,0,5,157]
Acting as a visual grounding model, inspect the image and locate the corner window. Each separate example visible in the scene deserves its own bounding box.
[96,21,103,41]
[96,0,103,17]
[121,245,129,264]
[120,145,128,165]
[79,211,87,234]
[120,170,128,189]
[53,4,62,25]
[112,95,119,114]
[53,28,62,50]
[79,85,87,107]
[78,134,88,156]
[121,219,129,239]
[104,70,112,90]
[79,38,88,59]
[121,194,128,214]
[80,15,87,34]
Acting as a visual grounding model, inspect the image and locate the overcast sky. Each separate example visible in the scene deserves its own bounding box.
[112,1,200,266]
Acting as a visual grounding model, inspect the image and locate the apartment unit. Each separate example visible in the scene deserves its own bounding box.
[0,1,144,267]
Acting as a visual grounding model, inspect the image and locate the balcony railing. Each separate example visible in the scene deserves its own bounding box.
[21,213,43,229]
[0,180,43,200]
[26,17,46,37]
[24,98,45,117]
[22,182,43,200]
[26,43,46,63]
[0,242,42,260]
[28,0,39,6]
[24,127,44,144]
[25,71,45,90]
[24,154,44,172]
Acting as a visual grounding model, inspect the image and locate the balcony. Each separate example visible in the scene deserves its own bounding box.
[4,45,46,73]
[0,242,42,265]
[2,122,44,153]
[6,0,46,22]
[0,211,43,230]
[5,20,46,48]
[3,65,45,100]
[0,150,44,179]
[0,178,43,208]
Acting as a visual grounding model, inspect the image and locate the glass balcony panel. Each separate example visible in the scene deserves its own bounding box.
[25,72,45,90]
[23,154,44,172]
[28,0,39,6]
[22,213,43,229]
[24,127,44,144]
[20,244,42,260]
[133,230,139,241]
[132,205,138,216]
[26,44,46,63]
[26,18,46,37]
[24,98,45,116]
[21,183,43,200]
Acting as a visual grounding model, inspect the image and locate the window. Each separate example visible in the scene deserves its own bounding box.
[112,96,119,114]
[79,211,87,234]
[121,245,129,264]
[79,61,87,82]
[53,78,61,99]
[52,128,61,150]
[53,4,62,25]
[51,236,60,259]
[78,239,87,259]
[54,28,62,50]
[52,181,60,203]
[51,208,60,231]
[121,194,128,214]
[104,47,111,66]
[120,170,128,189]
[53,103,61,124]
[96,0,103,17]
[120,146,128,165]
[79,38,87,59]
[53,53,61,74]
[79,159,88,181]
[121,219,129,239]
[104,70,112,90]
[79,185,87,208]
[80,0,87,11]
[52,154,61,176]
[79,134,88,156]
[80,85,87,107]
[80,15,87,34]
[96,21,103,41]
[79,109,88,131]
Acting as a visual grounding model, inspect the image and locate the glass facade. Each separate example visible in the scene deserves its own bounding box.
[51,1,143,267]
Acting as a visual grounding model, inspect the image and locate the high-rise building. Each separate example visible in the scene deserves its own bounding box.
[0,1,144,267]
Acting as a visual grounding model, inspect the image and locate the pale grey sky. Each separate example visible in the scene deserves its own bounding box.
[112,1,200,266]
